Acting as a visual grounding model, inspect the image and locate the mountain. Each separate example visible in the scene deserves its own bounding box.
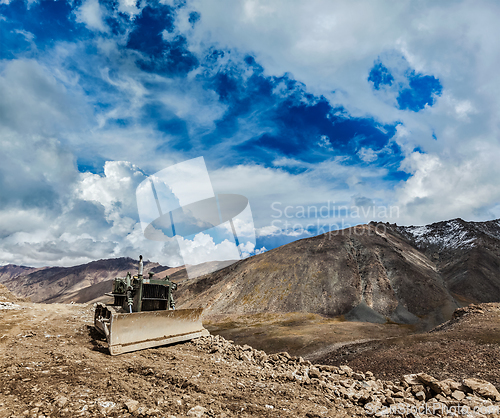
[0,257,171,304]
[175,219,500,327]
[0,264,44,283]
[176,223,458,328]
[2,218,500,328]
[393,218,500,304]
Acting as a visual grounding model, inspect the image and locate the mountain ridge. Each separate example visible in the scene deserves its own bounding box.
[175,223,460,328]
[0,257,171,303]
[2,217,500,328]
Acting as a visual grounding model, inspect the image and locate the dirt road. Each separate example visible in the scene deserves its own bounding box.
[0,299,358,418]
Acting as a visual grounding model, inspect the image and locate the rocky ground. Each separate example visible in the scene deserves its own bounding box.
[1,285,499,418]
[313,303,500,388]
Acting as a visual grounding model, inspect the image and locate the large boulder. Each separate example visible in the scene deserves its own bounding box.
[463,378,500,401]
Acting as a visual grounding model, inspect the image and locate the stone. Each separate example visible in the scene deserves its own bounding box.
[417,372,437,386]
[124,400,139,413]
[137,406,148,415]
[53,396,68,409]
[309,368,321,379]
[321,365,339,374]
[358,393,372,405]
[434,394,447,403]
[403,374,420,386]
[415,391,426,401]
[352,372,365,381]
[417,373,451,395]
[187,405,207,417]
[339,365,353,374]
[442,379,461,391]
[98,401,115,413]
[463,378,500,401]
[452,390,465,401]
[411,384,425,395]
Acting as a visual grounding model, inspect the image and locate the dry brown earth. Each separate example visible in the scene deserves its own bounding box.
[312,303,500,388]
[1,285,500,418]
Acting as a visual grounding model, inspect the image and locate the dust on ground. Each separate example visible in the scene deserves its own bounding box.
[0,299,362,418]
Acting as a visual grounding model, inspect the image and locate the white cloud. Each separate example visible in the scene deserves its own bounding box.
[177,233,240,266]
[317,135,333,151]
[0,59,89,134]
[182,0,500,227]
[208,160,394,232]
[76,161,146,218]
[75,0,109,33]
[357,147,378,163]
[2,0,500,268]
[395,146,500,225]
[117,0,142,18]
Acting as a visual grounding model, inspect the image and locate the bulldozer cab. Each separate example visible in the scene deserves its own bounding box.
[111,272,177,313]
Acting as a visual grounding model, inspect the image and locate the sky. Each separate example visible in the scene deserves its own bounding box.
[1,0,500,267]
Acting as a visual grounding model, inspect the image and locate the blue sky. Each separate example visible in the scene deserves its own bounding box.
[1,0,500,266]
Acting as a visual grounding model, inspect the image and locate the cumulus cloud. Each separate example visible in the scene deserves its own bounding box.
[75,0,108,32]
[117,0,143,18]
[357,147,378,163]
[396,147,500,224]
[1,0,500,268]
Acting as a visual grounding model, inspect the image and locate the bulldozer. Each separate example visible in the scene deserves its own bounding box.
[94,256,209,355]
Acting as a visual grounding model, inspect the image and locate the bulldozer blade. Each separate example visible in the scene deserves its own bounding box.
[94,303,209,355]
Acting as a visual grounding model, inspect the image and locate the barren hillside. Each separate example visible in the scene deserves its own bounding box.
[176,224,459,328]
[3,218,500,332]
[0,258,171,304]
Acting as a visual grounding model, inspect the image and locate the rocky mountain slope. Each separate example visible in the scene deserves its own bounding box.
[176,224,459,327]
[0,258,170,304]
[0,264,43,283]
[392,218,500,305]
[175,219,500,327]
